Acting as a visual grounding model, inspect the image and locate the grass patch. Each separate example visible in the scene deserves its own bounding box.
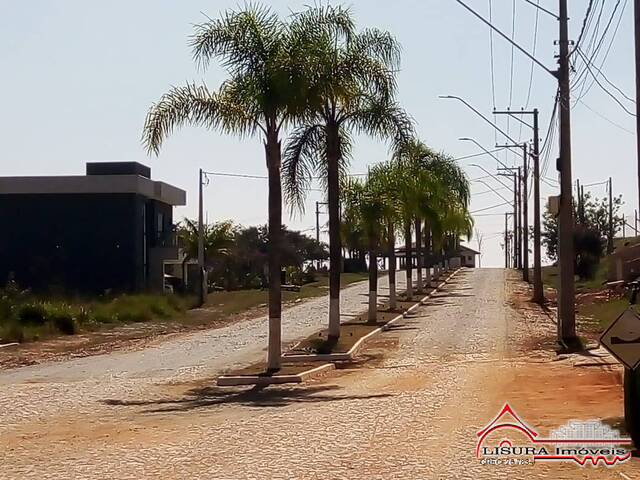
[0,293,196,344]
[205,272,369,318]
[541,264,608,293]
[577,298,637,333]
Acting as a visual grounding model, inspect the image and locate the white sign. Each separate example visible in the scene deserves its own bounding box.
[600,309,640,370]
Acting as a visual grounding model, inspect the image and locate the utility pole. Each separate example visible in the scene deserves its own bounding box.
[504,212,509,268]
[513,173,518,269]
[517,167,522,271]
[532,110,543,301]
[198,168,206,306]
[557,0,577,347]
[494,110,543,300]
[608,177,614,254]
[522,147,529,282]
[315,201,321,270]
[636,0,640,221]
[497,143,529,281]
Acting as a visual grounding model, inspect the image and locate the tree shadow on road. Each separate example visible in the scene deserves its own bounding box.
[101,383,393,414]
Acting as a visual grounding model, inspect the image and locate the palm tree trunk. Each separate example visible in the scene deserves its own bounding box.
[404,221,413,299]
[424,223,431,287]
[327,122,341,339]
[368,237,378,323]
[265,132,282,371]
[387,221,397,310]
[414,218,423,294]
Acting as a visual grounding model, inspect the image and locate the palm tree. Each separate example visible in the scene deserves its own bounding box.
[368,162,403,311]
[141,5,328,371]
[419,151,472,268]
[283,5,413,339]
[342,177,386,323]
[178,219,236,284]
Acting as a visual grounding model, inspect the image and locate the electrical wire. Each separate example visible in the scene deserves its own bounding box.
[578,0,628,101]
[471,201,512,214]
[577,99,635,135]
[574,48,636,117]
[572,0,625,100]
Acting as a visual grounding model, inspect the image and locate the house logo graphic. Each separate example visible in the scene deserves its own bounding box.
[476,404,633,467]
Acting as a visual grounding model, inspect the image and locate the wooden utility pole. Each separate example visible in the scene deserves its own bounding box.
[557,0,577,346]
[636,0,640,220]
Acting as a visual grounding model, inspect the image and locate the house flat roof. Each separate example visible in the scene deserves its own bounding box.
[0,174,186,206]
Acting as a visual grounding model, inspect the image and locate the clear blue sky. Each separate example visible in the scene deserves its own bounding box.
[1,1,636,267]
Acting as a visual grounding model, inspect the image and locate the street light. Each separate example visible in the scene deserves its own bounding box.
[459,137,511,170]
[439,95,521,145]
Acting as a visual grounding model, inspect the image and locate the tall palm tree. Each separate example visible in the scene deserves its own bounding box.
[283,5,413,339]
[141,5,333,371]
[342,177,386,323]
[368,162,402,311]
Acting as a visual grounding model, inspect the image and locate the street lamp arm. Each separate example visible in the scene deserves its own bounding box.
[459,137,511,169]
[469,163,514,191]
[474,179,513,204]
[440,95,521,145]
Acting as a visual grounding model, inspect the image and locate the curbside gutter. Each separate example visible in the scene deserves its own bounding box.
[217,362,335,387]
[216,268,461,387]
[282,267,461,363]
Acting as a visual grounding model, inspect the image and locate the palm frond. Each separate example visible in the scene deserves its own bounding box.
[142,83,222,155]
[190,4,282,74]
[282,124,326,214]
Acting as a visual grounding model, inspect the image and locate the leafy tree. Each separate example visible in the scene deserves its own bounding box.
[282,5,413,339]
[542,193,623,279]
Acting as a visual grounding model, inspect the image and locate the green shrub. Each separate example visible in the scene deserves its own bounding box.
[49,312,77,335]
[0,297,12,322]
[17,303,47,326]
[0,322,24,343]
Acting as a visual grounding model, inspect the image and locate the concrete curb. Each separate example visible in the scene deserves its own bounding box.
[217,362,335,387]
[283,268,461,363]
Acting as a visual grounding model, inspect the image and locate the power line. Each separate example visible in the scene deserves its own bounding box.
[573,0,626,101]
[571,0,595,55]
[577,99,635,135]
[524,0,540,108]
[507,0,517,143]
[577,0,628,102]
[471,201,512,214]
[574,48,636,117]
[575,47,634,103]
[488,0,497,109]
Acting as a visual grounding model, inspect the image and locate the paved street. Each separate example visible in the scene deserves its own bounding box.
[1,269,635,479]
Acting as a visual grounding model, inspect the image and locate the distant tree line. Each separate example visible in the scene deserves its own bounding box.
[178,219,328,290]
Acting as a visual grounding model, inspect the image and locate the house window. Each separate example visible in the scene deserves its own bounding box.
[467,255,472,261]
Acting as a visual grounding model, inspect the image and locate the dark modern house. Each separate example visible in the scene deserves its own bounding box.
[0,162,186,294]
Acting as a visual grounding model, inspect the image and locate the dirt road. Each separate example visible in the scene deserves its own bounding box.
[1,269,635,479]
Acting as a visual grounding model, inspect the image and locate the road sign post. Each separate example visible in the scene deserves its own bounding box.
[601,308,640,448]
